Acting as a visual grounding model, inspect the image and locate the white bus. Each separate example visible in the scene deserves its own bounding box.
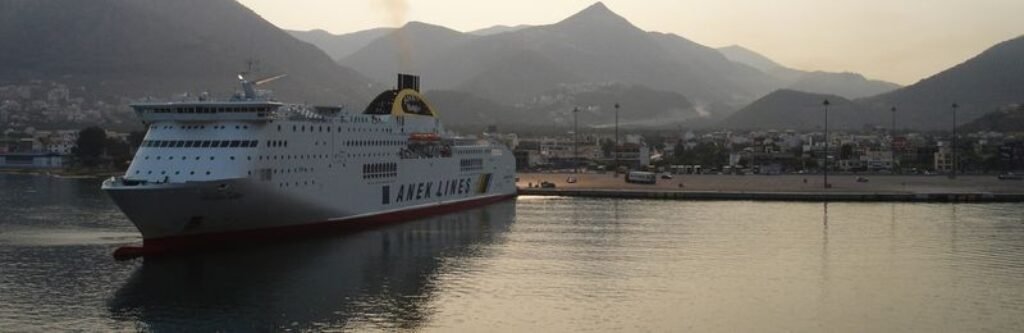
[625,171,657,184]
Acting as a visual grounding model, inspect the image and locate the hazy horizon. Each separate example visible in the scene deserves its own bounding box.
[237,0,1024,86]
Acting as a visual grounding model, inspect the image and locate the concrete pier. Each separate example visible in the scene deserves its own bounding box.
[517,173,1024,202]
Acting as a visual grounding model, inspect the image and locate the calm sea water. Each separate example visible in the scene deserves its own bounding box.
[1,174,1024,332]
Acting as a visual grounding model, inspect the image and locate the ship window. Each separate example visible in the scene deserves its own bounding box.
[230,140,241,147]
[184,141,193,148]
[277,125,281,132]
[201,141,212,147]
[210,141,221,148]
[159,141,170,148]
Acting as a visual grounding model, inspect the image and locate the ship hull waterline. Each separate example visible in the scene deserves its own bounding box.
[108,190,517,260]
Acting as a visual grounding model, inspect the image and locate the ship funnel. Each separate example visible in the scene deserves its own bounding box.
[398,73,420,92]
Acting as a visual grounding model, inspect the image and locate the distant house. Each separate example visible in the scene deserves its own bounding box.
[934,142,954,172]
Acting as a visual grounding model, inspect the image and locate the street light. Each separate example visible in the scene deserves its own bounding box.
[823,99,830,189]
[573,106,580,174]
[891,106,897,173]
[614,102,620,172]
[950,103,958,179]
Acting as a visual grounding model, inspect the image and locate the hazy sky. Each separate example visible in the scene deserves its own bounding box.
[237,0,1024,85]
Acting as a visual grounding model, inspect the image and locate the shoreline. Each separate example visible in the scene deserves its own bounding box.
[517,173,1024,202]
[519,188,1024,202]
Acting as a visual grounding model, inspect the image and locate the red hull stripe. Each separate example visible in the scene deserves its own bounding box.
[114,194,517,260]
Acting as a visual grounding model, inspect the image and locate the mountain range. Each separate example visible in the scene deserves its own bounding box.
[861,35,1024,130]
[1,0,1021,131]
[720,90,870,130]
[718,45,901,100]
[960,104,1024,132]
[336,3,776,111]
[294,2,915,128]
[0,0,374,107]
[287,28,394,61]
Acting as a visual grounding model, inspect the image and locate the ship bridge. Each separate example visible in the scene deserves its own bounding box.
[132,102,283,124]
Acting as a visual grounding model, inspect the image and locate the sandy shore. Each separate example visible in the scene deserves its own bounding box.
[516,172,1024,194]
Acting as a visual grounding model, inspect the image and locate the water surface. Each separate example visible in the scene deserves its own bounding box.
[1,174,1023,332]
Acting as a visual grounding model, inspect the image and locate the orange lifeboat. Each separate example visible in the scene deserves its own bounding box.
[409,132,440,142]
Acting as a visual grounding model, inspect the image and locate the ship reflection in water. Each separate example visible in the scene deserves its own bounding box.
[107,201,515,331]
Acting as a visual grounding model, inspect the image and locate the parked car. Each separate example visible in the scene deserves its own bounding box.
[856,176,870,183]
[566,176,578,184]
[540,181,557,188]
[660,173,673,180]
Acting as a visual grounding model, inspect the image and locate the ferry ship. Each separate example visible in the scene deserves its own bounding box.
[102,74,517,255]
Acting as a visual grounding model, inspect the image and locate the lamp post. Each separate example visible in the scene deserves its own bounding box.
[891,106,897,173]
[614,102,620,172]
[573,106,580,174]
[950,103,958,179]
[823,99,830,189]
